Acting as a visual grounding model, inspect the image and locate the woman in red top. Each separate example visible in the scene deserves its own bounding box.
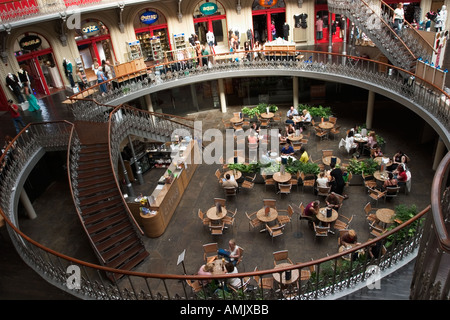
[396,164,408,182]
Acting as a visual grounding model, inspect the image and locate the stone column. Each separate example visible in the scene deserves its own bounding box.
[432,138,447,170]
[144,94,154,112]
[20,189,37,220]
[293,77,299,109]
[218,78,227,113]
[190,84,199,111]
[365,90,375,129]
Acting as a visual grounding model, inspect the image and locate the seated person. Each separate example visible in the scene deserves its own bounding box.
[303,200,320,218]
[316,171,329,188]
[285,115,295,127]
[218,239,241,265]
[278,128,288,144]
[225,262,241,290]
[222,173,238,188]
[388,150,408,172]
[395,164,408,182]
[248,133,258,144]
[250,122,260,134]
[383,172,398,189]
[302,109,312,123]
[197,263,214,286]
[363,131,377,154]
[325,193,341,212]
[299,147,309,163]
[286,105,298,117]
[285,123,295,135]
[339,229,358,246]
[371,145,383,158]
[280,139,294,156]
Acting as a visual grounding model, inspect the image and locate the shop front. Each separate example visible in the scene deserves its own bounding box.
[315,4,344,44]
[14,32,64,97]
[134,8,171,64]
[193,0,227,51]
[252,0,286,44]
[75,19,116,81]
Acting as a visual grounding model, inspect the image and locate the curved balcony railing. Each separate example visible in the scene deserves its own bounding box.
[410,151,450,300]
[68,49,450,147]
[0,117,435,300]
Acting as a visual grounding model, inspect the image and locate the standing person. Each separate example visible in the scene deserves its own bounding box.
[330,162,345,196]
[23,86,40,112]
[75,68,87,91]
[316,17,324,40]
[201,44,209,67]
[393,3,405,33]
[96,67,108,96]
[8,99,26,135]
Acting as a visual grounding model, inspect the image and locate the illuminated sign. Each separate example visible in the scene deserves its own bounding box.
[19,35,42,50]
[81,22,100,36]
[140,11,159,25]
[259,0,278,7]
[200,2,218,15]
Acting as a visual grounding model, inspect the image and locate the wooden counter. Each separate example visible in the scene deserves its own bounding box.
[126,140,198,238]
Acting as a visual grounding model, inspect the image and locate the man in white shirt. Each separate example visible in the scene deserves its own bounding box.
[286,106,298,117]
[222,173,238,188]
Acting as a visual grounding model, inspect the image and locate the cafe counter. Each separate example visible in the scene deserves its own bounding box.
[126,140,199,238]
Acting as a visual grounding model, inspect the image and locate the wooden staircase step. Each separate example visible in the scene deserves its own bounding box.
[77,160,111,171]
[78,181,118,198]
[101,237,139,261]
[83,206,124,225]
[77,167,112,179]
[77,175,113,189]
[107,250,150,282]
[78,153,110,162]
[90,220,132,243]
[79,191,119,207]
[81,198,122,216]
[79,144,109,154]
[106,244,148,269]
[96,228,135,252]
[86,213,128,234]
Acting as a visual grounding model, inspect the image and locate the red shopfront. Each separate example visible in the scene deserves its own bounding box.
[15,33,64,97]
[193,1,227,48]
[252,0,286,43]
[315,4,345,44]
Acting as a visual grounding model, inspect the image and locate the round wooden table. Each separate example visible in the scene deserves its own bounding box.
[376,208,395,225]
[272,263,300,285]
[288,134,303,142]
[316,207,339,223]
[212,258,226,275]
[206,206,228,220]
[353,135,368,144]
[230,116,243,123]
[273,172,292,183]
[319,122,334,130]
[256,207,278,223]
[374,170,389,182]
[322,156,341,166]
[260,112,274,119]
[224,170,242,180]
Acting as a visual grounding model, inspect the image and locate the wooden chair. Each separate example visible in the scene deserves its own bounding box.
[198,209,211,226]
[313,222,329,239]
[224,186,238,198]
[368,187,386,207]
[315,127,328,141]
[222,119,232,129]
[260,118,270,128]
[241,174,256,190]
[289,171,300,192]
[334,214,354,231]
[186,279,202,293]
[214,198,226,208]
[330,125,341,140]
[222,212,236,229]
[272,113,282,126]
[316,186,331,197]
[345,171,353,186]
[215,169,223,183]
[301,138,308,146]
[277,204,294,230]
[385,186,400,201]
[245,211,262,231]
[331,192,345,206]
[235,247,244,266]
[253,266,274,290]
[266,223,284,243]
[273,250,293,267]
[328,116,337,125]
[292,141,302,153]
[209,221,225,236]
[277,183,292,199]
[262,174,276,191]
[263,199,277,209]
[203,242,219,262]
[369,221,387,238]
[228,276,251,293]
[362,173,377,189]
[300,172,315,194]
[364,202,378,224]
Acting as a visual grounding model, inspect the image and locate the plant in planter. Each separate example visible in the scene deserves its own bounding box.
[241,106,259,118]
[307,105,333,120]
[385,204,422,248]
[256,103,278,114]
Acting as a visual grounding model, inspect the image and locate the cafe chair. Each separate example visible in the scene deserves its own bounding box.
[313,222,329,240]
[300,172,315,194]
[223,208,237,229]
[273,250,293,267]
[198,209,211,227]
[241,174,256,190]
[362,173,377,189]
[259,118,270,129]
[214,198,226,208]
[330,125,341,140]
[224,186,238,198]
[203,242,219,263]
[384,186,400,201]
[253,266,274,290]
[277,204,294,229]
[301,138,308,146]
[277,183,292,199]
[262,174,276,191]
[292,141,302,154]
[289,171,300,192]
[331,192,345,206]
[369,221,387,238]
[186,279,202,294]
[316,186,331,197]
[266,223,284,243]
[364,202,378,224]
[242,120,250,130]
[315,127,328,141]
[228,276,251,293]
[263,199,277,209]
[222,119,233,130]
[209,221,225,236]
[328,116,337,125]
[215,169,223,183]
[235,247,245,267]
[367,187,387,207]
[334,214,354,231]
[245,211,262,231]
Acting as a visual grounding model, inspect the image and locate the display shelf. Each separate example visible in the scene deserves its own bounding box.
[127,40,143,61]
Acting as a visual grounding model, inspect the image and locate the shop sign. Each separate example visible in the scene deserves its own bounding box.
[19,35,42,50]
[259,0,278,7]
[81,22,100,36]
[140,11,159,25]
[200,2,218,15]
